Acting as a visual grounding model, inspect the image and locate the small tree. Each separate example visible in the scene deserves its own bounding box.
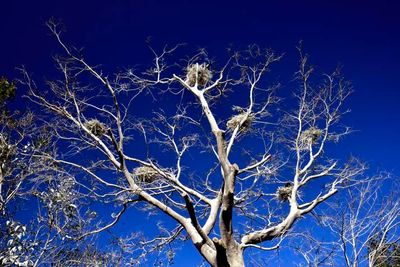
[22,21,368,266]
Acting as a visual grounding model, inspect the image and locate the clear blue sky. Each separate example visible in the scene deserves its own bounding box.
[1,0,399,265]
[2,0,399,172]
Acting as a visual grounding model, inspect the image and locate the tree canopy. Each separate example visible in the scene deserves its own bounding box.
[0,21,399,267]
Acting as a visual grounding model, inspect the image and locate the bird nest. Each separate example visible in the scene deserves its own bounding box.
[226,112,255,132]
[84,119,107,137]
[132,166,162,183]
[186,63,212,87]
[276,183,293,202]
[299,127,322,150]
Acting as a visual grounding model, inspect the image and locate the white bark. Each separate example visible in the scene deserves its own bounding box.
[23,26,364,266]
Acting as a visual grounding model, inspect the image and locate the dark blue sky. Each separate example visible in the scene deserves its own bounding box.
[2,0,399,173]
[1,0,400,264]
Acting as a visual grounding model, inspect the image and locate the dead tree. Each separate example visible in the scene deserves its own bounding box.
[22,21,367,266]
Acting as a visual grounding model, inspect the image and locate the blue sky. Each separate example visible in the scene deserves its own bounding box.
[2,0,399,172]
[1,0,400,265]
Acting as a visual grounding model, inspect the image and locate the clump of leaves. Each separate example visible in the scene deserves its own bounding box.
[40,178,77,215]
[0,220,33,267]
[226,112,255,132]
[186,63,212,87]
[132,166,162,183]
[0,134,15,170]
[32,126,52,150]
[84,119,107,137]
[37,176,82,237]
[0,77,16,103]
[276,183,293,202]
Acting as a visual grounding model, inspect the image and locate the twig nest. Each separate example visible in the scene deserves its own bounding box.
[226,112,255,132]
[186,63,212,87]
[299,127,322,149]
[132,166,161,183]
[84,119,107,137]
[276,183,293,202]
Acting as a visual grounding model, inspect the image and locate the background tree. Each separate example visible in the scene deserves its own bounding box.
[0,76,25,213]
[291,178,400,267]
[0,77,125,266]
[329,180,400,267]
[0,77,49,266]
[21,21,372,266]
[368,235,400,267]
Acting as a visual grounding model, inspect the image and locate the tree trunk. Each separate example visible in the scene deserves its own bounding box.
[214,242,245,267]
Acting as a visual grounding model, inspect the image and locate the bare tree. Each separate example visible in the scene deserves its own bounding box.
[21,20,368,266]
[319,179,400,267]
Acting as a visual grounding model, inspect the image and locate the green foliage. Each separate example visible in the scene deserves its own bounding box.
[0,77,16,103]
